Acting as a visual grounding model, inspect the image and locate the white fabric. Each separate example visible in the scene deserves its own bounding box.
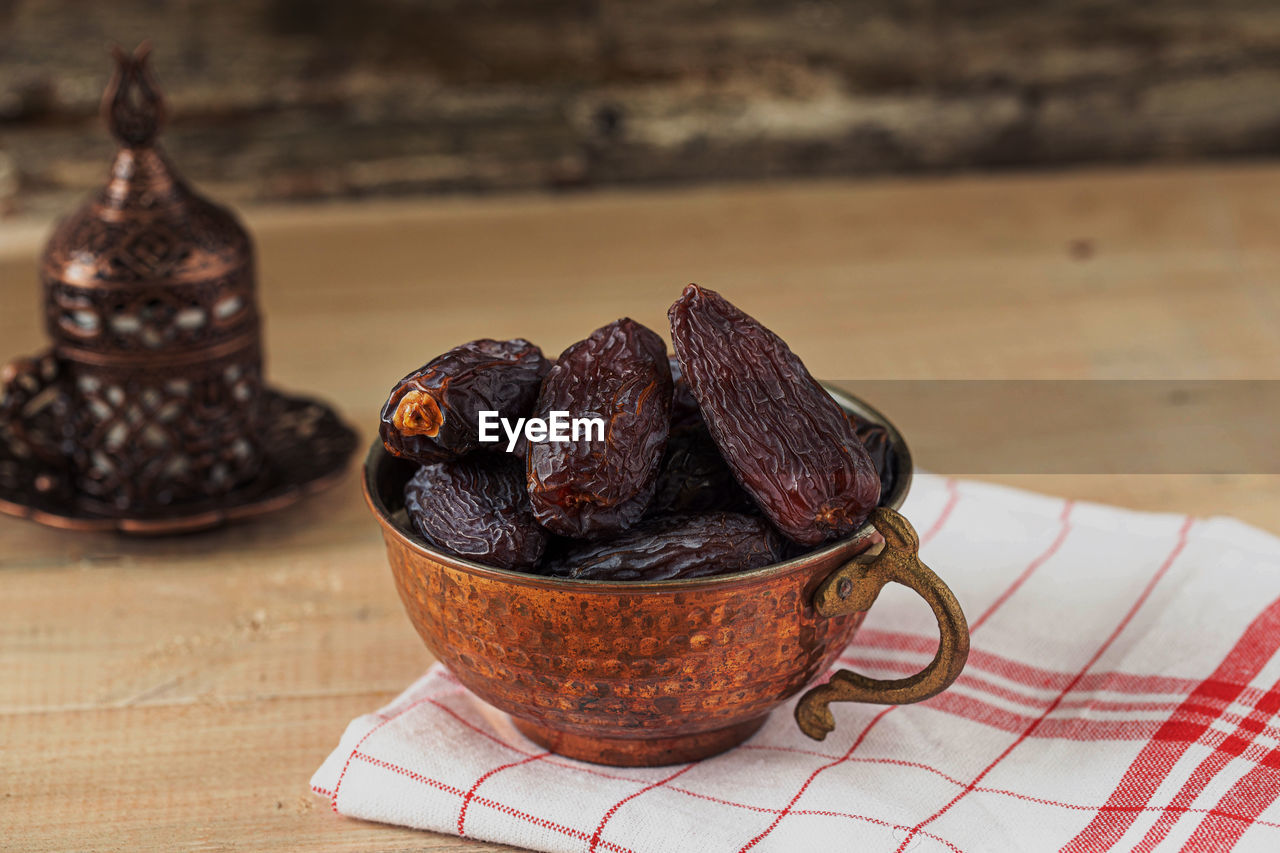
[313,474,1280,852]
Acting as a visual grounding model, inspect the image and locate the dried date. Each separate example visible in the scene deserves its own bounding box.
[404,456,547,570]
[381,338,549,464]
[669,284,880,545]
[649,419,757,515]
[527,318,672,538]
[543,511,782,581]
[654,354,756,514]
[852,417,897,501]
[667,354,703,429]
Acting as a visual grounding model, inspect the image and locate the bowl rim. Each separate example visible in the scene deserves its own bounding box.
[364,383,912,592]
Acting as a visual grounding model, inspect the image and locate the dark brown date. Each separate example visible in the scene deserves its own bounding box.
[669,284,880,545]
[543,511,782,581]
[657,354,755,513]
[380,338,549,464]
[667,354,702,429]
[404,456,547,570]
[649,419,757,515]
[527,318,672,538]
[852,418,897,501]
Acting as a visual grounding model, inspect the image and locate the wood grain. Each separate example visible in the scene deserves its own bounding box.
[2,165,1279,851]
[6,1,1280,217]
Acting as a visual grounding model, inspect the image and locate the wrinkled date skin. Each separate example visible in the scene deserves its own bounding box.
[667,355,702,429]
[527,318,673,538]
[657,355,755,514]
[650,420,757,516]
[852,418,897,501]
[669,284,880,545]
[404,457,547,570]
[381,338,549,463]
[544,511,782,581]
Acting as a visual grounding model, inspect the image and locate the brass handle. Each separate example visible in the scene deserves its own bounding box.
[795,507,970,741]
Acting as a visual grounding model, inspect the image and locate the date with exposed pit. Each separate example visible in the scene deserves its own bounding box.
[371,285,974,764]
[378,286,886,577]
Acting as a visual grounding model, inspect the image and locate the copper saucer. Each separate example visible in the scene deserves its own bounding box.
[0,388,356,534]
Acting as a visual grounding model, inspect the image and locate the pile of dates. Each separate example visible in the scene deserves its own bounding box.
[380,285,895,581]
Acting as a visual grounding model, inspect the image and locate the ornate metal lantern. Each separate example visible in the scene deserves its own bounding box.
[0,45,356,532]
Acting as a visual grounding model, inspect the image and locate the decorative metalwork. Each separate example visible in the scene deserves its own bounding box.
[794,507,970,740]
[364,389,970,766]
[0,44,355,532]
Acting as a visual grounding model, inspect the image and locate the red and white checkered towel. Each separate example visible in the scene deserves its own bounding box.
[313,474,1280,852]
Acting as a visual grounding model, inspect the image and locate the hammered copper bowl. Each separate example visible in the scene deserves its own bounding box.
[364,386,969,767]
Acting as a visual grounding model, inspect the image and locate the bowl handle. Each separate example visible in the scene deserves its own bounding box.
[794,507,970,741]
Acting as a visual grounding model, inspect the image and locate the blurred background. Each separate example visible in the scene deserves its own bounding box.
[4,0,1280,217]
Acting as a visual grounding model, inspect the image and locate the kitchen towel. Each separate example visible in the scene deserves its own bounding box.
[313,473,1280,852]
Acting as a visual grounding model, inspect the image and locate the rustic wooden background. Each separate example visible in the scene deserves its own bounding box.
[4,1,1280,216]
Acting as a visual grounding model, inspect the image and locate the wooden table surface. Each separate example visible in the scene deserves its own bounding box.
[3,165,1279,851]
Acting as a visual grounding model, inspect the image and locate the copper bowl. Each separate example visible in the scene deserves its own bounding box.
[364,386,969,766]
